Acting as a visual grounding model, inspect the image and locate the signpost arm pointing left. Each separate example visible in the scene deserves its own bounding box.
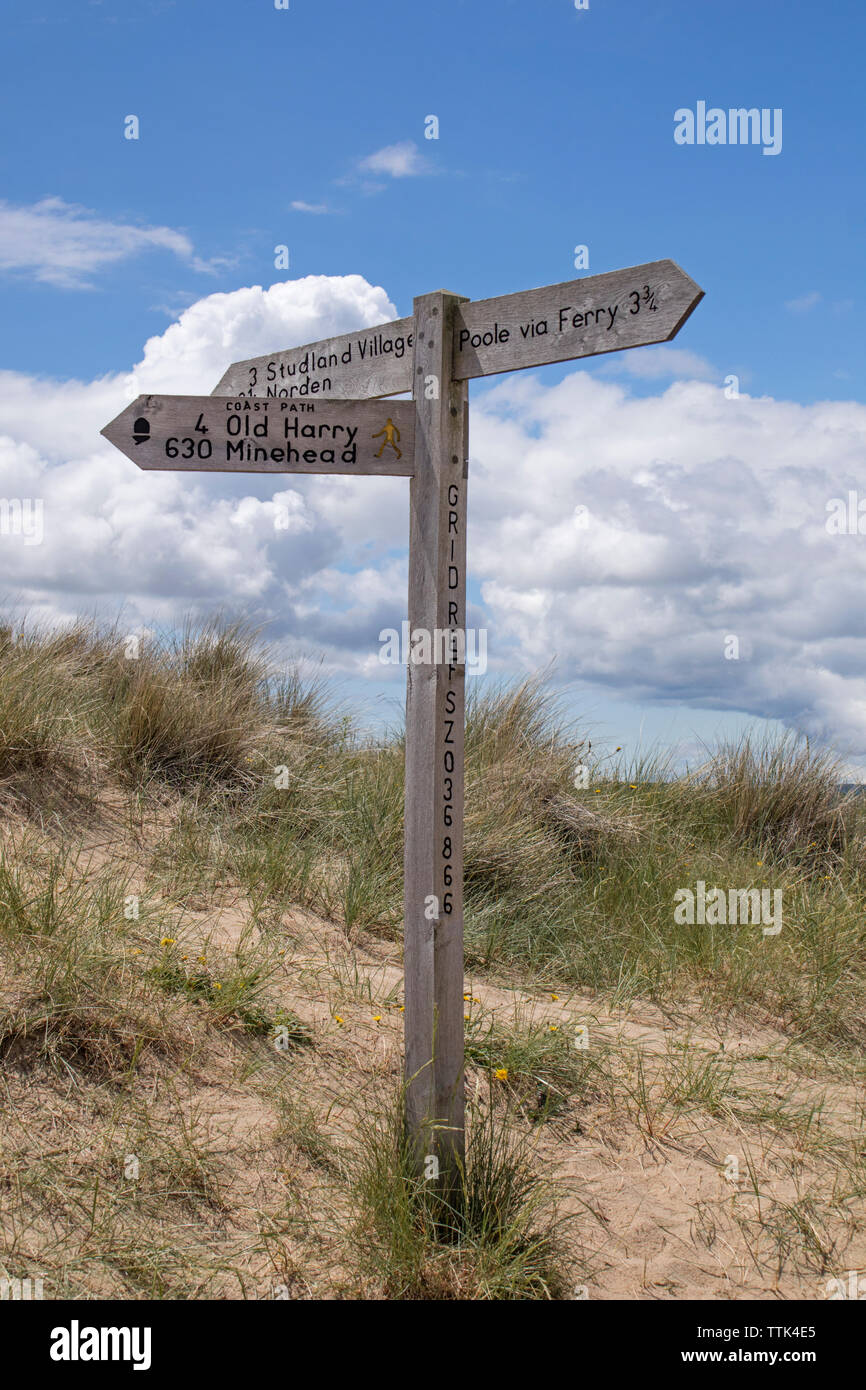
[100,395,415,477]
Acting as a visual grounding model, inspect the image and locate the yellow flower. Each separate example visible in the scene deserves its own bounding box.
[160,937,175,947]
[548,1024,559,1032]
[494,1068,508,1081]
[213,982,222,990]
[197,955,207,964]
[630,784,637,789]
[372,1015,381,1023]
[398,1005,404,1012]
[757,861,763,867]
[551,993,559,1001]
[334,1015,344,1025]
[615,746,622,752]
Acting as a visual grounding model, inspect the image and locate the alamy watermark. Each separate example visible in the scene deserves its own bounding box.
[379,622,487,675]
[50,1322,152,1370]
[674,103,782,156]
[826,492,866,535]
[1,1275,44,1300]
[674,880,782,936]
[825,1270,866,1299]
[0,497,43,545]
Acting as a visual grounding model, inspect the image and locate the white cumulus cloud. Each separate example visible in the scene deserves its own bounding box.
[0,274,405,636]
[468,372,866,752]
[358,141,428,178]
[2,275,866,757]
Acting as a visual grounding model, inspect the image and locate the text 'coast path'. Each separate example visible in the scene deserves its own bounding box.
[101,395,416,476]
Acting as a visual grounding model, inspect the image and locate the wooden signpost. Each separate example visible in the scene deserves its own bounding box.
[103,259,703,1184]
[211,317,415,401]
[101,395,415,476]
[451,260,702,381]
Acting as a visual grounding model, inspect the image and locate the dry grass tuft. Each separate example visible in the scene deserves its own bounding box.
[2,613,866,1300]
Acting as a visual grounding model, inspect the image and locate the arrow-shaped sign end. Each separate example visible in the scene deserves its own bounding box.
[101,398,154,466]
[661,259,705,339]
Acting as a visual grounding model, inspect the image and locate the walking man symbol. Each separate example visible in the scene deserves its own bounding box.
[372,417,402,459]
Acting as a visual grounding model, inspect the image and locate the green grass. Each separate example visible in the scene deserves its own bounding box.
[350,1090,570,1299]
[0,842,184,1080]
[3,613,866,1055]
[149,948,313,1043]
[4,614,866,1299]
[464,1010,606,1119]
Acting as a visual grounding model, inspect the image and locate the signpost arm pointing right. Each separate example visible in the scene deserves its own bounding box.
[404,291,469,1184]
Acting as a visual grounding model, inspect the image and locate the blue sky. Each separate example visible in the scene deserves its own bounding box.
[3,0,863,397]
[2,0,865,765]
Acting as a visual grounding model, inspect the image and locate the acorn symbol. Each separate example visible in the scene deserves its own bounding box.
[132,418,150,445]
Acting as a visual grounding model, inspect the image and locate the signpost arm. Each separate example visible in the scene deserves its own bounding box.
[404,290,469,1181]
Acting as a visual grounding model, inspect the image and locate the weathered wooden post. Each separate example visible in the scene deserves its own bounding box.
[403,291,469,1180]
[103,257,704,1193]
